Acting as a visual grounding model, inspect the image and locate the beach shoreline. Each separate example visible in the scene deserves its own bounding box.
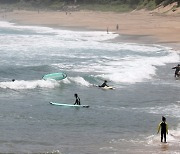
[0,9,180,51]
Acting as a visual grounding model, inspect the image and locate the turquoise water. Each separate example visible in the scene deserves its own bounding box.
[0,21,180,153]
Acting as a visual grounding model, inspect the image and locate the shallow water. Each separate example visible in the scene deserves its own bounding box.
[0,21,180,153]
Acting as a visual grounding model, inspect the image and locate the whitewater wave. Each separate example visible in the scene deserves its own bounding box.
[68,77,91,87]
[0,21,118,41]
[96,51,179,83]
[131,102,180,118]
[0,76,93,90]
[0,80,60,90]
[0,21,179,85]
[54,45,179,84]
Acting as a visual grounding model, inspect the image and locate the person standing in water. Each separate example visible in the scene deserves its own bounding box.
[172,64,180,78]
[74,93,81,105]
[157,116,168,143]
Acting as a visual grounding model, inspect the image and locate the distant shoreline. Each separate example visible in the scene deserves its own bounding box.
[0,9,179,51]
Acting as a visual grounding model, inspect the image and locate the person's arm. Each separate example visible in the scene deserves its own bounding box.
[166,123,168,134]
[105,83,109,87]
[74,99,77,105]
[157,123,161,134]
[172,66,177,69]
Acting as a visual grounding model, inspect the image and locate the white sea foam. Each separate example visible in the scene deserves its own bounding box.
[0,21,179,85]
[0,21,118,41]
[131,103,180,118]
[0,80,59,90]
[68,77,91,87]
[53,47,179,84]
[146,127,180,147]
[60,78,71,84]
[90,50,179,83]
[169,125,180,141]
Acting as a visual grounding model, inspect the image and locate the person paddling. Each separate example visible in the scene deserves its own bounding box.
[99,80,109,88]
[157,116,168,143]
[74,93,81,105]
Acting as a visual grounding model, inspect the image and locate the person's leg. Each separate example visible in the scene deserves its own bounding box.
[175,71,179,77]
[175,73,177,77]
[164,132,166,143]
[161,131,163,142]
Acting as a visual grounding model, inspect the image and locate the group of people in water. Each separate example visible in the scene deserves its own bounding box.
[75,63,180,104]
[10,63,177,143]
[74,80,109,105]
[73,63,180,143]
[154,64,179,143]
[74,90,169,143]
[74,64,179,143]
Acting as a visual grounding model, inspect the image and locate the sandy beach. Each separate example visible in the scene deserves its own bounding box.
[0,8,180,50]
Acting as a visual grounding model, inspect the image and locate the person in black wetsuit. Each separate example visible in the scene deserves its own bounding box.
[74,93,81,105]
[157,116,168,143]
[172,64,180,78]
[99,80,109,87]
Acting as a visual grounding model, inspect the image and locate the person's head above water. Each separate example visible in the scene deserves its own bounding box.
[162,116,166,122]
[12,79,15,82]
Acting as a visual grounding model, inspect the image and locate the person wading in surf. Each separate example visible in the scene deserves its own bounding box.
[74,93,81,105]
[157,116,168,143]
[172,64,180,78]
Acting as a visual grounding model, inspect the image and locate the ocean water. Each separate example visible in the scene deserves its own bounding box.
[0,21,180,153]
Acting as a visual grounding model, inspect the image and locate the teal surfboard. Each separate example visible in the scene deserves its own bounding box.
[43,72,67,81]
[49,102,89,108]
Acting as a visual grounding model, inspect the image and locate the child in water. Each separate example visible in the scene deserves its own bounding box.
[157,116,168,143]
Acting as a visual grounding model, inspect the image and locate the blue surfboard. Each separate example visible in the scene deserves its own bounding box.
[49,102,89,108]
[43,72,67,81]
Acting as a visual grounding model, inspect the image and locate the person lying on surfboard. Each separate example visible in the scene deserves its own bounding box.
[99,80,109,87]
[74,93,81,105]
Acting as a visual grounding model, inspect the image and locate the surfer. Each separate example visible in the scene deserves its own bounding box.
[12,79,15,82]
[74,93,81,105]
[157,116,168,143]
[99,80,109,87]
[172,64,180,78]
